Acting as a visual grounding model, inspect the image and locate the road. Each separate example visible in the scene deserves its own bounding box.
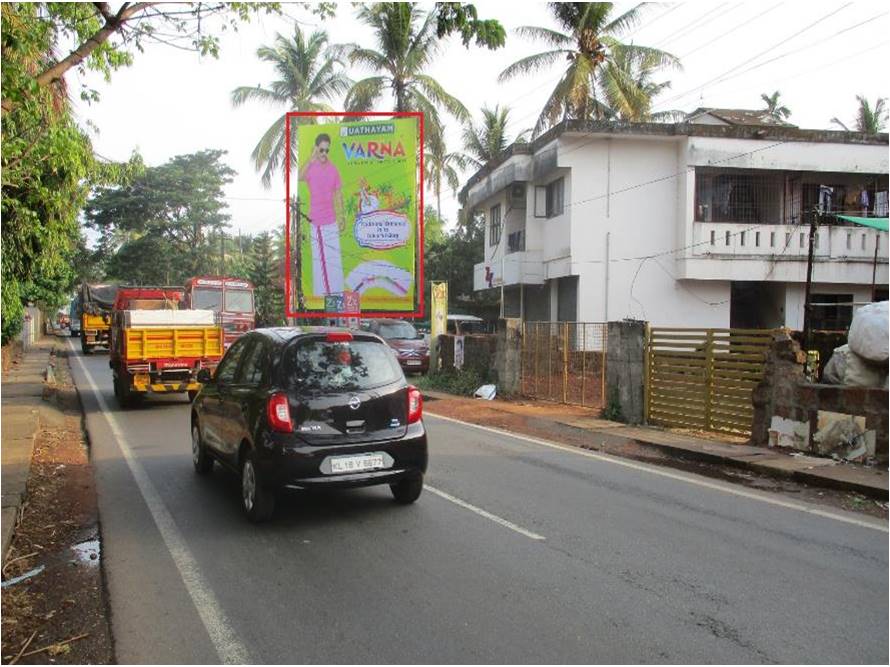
[67,341,888,664]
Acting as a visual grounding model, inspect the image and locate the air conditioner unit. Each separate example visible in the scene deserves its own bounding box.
[510,184,526,209]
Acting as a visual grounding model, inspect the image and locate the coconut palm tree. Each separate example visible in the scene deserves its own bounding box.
[499,3,679,136]
[424,133,465,222]
[231,26,351,187]
[344,3,469,140]
[461,105,530,169]
[760,90,791,121]
[603,48,682,122]
[831,95,887,134]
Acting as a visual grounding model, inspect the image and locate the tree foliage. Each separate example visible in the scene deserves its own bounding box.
[86,150,236,285]
[344,3,469,142]
[248,231,286,327]
[231,25,351,187]
[760,90,791,121]
[499,2,680,136]
[0,3,138,343]
[433,3,506,50]
[831,95,888,134]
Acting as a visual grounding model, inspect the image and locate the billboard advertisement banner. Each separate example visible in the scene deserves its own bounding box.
[294,115,420,315]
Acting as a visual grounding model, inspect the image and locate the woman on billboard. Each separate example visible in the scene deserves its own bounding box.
[299,133,345,296]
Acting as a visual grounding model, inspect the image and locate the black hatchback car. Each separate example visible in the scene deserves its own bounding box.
[190,327,428,522]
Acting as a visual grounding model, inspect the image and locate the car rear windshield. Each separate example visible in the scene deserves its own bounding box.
[376,321,417,340]
[282,339,403,395]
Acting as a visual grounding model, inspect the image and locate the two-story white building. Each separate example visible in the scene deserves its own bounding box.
[461,113,888,331]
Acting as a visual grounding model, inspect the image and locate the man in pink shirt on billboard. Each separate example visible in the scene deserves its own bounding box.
[300,133,345,297]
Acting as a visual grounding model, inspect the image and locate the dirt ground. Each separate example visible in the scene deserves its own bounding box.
[1,344,114,665]
[2,341,23,378]
[424,393,888,520]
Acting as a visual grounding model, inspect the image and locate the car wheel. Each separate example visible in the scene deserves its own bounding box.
[390,474,423,504]
[191,424,213,474]
[241,450,274,522]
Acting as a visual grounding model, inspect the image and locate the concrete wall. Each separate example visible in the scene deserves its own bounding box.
[605,320,647,424]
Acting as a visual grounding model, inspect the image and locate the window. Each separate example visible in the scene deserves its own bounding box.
[193,288,222,311]
[215,338,249,384]
[375,321,418,340]
[224,289,253,313]
[534,177,565,218]
[283,340,403,395]
[237,338,267,386]
[811,294,853,331]
[507,230,525,252]
[489,204,502,246]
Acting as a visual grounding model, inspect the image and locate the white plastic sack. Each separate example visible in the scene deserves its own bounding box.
[823,344,886,388]
[474,384,497,400]
[847,301,889,363]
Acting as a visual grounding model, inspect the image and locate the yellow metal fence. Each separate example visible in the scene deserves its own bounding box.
[521,322,607,408]
[645,327,776,436]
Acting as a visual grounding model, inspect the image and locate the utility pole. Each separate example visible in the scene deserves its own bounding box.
[802,211,819,352]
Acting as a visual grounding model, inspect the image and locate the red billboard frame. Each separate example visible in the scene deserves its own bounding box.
[284,111,425,319]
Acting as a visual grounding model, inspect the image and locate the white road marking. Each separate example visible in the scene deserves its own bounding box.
[425,484,546,541]
[68,340,252,664]
[425,412,889,534]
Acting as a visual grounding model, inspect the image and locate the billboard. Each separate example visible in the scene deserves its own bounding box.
[286,112,424,318]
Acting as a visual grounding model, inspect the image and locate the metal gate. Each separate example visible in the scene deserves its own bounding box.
[645,327,775,436]
[521,322,607,407]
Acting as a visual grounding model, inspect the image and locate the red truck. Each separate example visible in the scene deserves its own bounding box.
[108,287,224,407]
[184,276,256,348]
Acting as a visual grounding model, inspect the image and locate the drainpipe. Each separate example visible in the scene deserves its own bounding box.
[604,231,610,321]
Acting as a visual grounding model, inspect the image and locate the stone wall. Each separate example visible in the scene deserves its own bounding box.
[605,320,647,424]
[751,331,888,464]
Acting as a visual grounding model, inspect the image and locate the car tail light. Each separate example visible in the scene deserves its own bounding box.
[407,385,423,424]
[326,331,353,342]
[266,393,293,433]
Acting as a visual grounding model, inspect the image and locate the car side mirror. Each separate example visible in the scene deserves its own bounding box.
[197,368,213,384]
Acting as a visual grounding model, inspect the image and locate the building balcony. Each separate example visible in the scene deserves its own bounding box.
[691,222,887,262]
[473,251,545,291]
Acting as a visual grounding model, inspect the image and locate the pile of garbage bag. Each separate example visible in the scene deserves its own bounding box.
[822,301,888,388]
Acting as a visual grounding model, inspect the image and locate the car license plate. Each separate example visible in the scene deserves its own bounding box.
[330,453,385,474]
[406,360,421,366]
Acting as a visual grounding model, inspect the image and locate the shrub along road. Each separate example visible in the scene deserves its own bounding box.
[67,341,888,664]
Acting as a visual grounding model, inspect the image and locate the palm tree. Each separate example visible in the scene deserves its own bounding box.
[231,26,351,187]
[461,105,530,169]
[424,133,464,222]
[344,3,469,140]
[760,90,791,122]
[499,3,680,136]
[603,48,682,122]
[831,95,887,134]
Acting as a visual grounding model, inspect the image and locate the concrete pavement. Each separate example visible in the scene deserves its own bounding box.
[1,337,54,557]
[65,340,888,663]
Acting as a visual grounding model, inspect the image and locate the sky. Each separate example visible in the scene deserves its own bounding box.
[73,1,890,240]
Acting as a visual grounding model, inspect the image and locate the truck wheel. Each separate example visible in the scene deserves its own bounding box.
[115,375,137,409]
[81,338,91,355]
[241,450,275,523]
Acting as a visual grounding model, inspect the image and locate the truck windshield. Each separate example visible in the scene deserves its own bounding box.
[193,288,222,311]
[224,289,253,313]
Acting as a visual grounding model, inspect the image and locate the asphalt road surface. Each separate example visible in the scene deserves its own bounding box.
[67,341,888,664]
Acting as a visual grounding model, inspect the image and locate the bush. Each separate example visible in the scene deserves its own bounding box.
[415,368,490,397]
[600,386,625,422]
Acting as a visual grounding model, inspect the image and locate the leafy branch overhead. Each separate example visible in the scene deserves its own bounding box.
[1,2,284,112]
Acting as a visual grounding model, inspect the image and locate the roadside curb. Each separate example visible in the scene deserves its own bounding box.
[421,391,888,502]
